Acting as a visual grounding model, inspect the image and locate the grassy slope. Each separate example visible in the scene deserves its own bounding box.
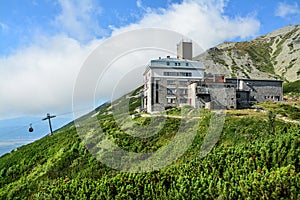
[283,80,300,94]
[0,87,299,199]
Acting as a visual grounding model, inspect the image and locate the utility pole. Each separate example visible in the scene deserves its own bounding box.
[42,113,56,135]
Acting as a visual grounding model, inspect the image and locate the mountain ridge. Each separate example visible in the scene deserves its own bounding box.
[194,24,300,82]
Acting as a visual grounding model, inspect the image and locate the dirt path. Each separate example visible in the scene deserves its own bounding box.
[257,109,300,124]
[140,113,201,119]
[276,116,300,124]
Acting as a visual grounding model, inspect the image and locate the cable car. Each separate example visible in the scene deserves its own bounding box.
[28,124,34,132]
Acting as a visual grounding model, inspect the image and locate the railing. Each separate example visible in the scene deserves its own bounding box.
[196,88,209,94]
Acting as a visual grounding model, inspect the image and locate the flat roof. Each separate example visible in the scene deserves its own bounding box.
[143,56,205,74]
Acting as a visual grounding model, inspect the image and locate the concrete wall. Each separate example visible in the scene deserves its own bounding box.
[209,86,236,109]
[188,83,236,110]
[149,77,202,112]
[177,41,192,60]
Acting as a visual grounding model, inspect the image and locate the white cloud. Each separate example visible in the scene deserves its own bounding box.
[0,35,100,118]
[0,140,34,147]
[0,22,9,32]
[0,0,261,119]
[275,2,300,18]
[136,0,142,8]
[112,0,260,49]
[53,0,105,41]
[136,0,152,13]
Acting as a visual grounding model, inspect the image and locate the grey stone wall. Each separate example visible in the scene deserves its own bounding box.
[148,77,202,112]
[239,80,283,102]
[193,83,236,110]
[226,78,283,103]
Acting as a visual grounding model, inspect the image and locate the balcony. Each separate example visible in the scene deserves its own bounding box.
[196,87,210,95]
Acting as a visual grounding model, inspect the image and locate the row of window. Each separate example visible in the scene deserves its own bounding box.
[167,88,188,95]
[166,62,189,66]
[167,98,188,104]
[264,96,280,100]
[163,72,192,77]
[167,80,188,86]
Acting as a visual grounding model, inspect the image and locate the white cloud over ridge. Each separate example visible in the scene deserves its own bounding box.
[0,0,261,119]
[113,0,260,49]
[275,2,300,18]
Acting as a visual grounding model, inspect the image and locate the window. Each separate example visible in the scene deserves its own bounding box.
[163,72,192,77]
[179,72,192,77]
[179,89,188,95]
[180,98,188,104]
[164,72,174,76]
[167,88,176,95]
[186,63,189,66]
[166,61,170,66]
[167,80,175,85]
[175,63,178,66]
[167,98,176,104]
[178,62,181,66]
[179,80,188,86]
[155,80,159,103]
[155,80,159,90]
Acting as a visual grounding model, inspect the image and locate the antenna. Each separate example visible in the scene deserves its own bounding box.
[42,113,56,135]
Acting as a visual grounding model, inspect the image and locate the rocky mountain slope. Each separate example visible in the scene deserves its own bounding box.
[194,25,300,82]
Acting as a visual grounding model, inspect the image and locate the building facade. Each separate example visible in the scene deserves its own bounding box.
[143,41,283,112]
[188,77,283,110]
[143,57,205,112]
[188,82,237,110]
[226,78,283,103]
[143,40,206,113]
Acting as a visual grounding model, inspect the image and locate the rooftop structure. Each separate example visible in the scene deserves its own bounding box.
[177,40,193,60]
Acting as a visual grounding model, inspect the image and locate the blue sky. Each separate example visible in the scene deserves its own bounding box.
[1,0,299,55]
[0,0,299,119]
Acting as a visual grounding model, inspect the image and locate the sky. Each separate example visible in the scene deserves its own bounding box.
[0,0,300,121]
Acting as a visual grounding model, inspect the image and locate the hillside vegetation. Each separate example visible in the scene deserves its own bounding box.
[0,87,299,199]
[284,80,300,94]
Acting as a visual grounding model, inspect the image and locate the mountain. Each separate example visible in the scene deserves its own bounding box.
[195,25,300,82]
[0,85,299,199]
[1,26,300,199]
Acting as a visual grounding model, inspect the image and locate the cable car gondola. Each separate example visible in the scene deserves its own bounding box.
[28,124,34,132]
